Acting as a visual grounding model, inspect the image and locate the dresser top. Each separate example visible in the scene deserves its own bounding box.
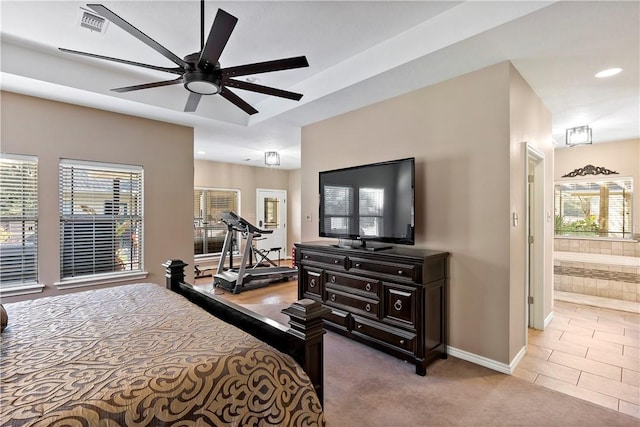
[295,241,449,261]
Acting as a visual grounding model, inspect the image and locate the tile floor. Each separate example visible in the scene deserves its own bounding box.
[514,298,640,419]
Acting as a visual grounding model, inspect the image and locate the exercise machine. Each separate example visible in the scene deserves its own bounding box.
[213,211,297,294]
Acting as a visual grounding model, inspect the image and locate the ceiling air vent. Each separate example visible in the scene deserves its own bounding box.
[78,8,108,33]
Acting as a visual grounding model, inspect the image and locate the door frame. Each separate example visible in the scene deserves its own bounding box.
[256,188,287,257]
[525,143,545,332]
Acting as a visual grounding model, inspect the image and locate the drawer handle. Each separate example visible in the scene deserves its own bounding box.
[355,263,361,267]
[309,278,316,288]
[400,339,405,345]
[330,276,336,283]
[398,270,404,275]
[330,294,336,302]
[357,324,362,329]
[365,304,371,312]
[365,283,371,291]
[394,300,403,311]
[304,255,310,259]
[334,260,340,264]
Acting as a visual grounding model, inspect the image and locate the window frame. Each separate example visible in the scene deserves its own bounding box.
[0,153,43,296]
[194,187,241,261]
[554,176,633,239]
[56,159,146,289]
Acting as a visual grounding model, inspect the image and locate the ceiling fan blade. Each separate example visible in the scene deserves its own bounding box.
[111,77,183,93]
[224,79,303,101]
[58,48,183,75]
[184,92,202,112]
[220,87,258,115]
[199,9,238,69]
[87,4,188,69]
[222,56,309,78]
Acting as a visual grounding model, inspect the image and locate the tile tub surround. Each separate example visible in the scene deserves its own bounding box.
[554,238,640,303]
[554,238,640,257]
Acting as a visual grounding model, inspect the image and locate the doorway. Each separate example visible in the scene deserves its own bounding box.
[256,189,287,261]
[526,144,545,331]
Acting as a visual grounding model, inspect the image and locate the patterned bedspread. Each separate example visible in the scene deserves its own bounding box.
[0,283,324,426]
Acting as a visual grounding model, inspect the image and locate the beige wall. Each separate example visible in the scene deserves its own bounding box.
[508,64,555,359]
[301,62,552,365]
[193,159,297,258]
[554,139,640,236]
[1,91,194,302]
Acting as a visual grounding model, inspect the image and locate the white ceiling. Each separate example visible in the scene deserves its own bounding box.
[1,1,638,169]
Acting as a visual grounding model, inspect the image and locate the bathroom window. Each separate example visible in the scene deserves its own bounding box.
[554,178,633,238]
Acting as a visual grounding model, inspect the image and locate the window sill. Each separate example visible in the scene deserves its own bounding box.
[55,271,149,290]
[0,283,45,298]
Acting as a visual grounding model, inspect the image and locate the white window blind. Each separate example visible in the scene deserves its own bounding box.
[323,185,353,234]
[59,160,143,279]
[194,188,239,257]
[359,187,384,237]
[0,155,38,288]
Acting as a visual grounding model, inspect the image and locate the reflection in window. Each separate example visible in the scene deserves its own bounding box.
[323,185,353,235]
[554,179,633,238]
[359,188,384,237]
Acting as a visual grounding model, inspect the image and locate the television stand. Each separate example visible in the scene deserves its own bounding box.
[361,242,391,251]
[296,241,449,375]
[333,240,391,251]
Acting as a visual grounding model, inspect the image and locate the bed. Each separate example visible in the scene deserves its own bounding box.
[0,262,326,426]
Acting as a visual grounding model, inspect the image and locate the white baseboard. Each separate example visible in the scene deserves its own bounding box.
[544,311,554,328]
[447,345,526,375]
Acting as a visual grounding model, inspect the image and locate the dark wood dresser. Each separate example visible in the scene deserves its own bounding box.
[295,241,449,375]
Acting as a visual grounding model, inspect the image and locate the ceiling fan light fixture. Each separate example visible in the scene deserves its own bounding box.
[184,71,221,95]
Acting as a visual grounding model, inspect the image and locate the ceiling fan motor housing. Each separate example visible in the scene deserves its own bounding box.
[183,52,221,95]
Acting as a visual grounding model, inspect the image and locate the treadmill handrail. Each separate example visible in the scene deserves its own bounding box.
[221,211,273,235]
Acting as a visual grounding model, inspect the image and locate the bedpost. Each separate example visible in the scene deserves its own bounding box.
[163,259,188,291]
[281,299,330,405]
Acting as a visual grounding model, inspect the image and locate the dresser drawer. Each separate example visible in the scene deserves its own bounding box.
[349,257,418,281]
[383,283,417,327]
[352,316,416,353]
[325,271,379,296]
[301,267,322,298]
[325,288,379,318]
[300,250,347,268]
[324,306,350,330]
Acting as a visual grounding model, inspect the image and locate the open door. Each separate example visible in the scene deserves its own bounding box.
[526,144,545,330]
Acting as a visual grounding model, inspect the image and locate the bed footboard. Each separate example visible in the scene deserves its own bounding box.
[163,260,329,405]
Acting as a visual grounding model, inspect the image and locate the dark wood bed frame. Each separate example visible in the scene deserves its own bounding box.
[163,260,329,405]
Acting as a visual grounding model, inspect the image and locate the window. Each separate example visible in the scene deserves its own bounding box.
[323,185,354,235]
[555,178,633,238]
[59,160,143,279]
[0,155,38,289]
[359,187,384,237]
[194,188,240,257]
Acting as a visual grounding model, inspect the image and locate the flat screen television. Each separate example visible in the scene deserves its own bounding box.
[318,157,415,249]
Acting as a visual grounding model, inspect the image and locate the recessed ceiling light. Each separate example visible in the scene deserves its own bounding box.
[595,68,622,78]
[197,150,206,155]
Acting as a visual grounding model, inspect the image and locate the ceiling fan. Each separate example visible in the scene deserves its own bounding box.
[59,2,309,115]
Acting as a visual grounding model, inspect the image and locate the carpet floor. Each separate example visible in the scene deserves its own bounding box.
[241,303,638,427]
